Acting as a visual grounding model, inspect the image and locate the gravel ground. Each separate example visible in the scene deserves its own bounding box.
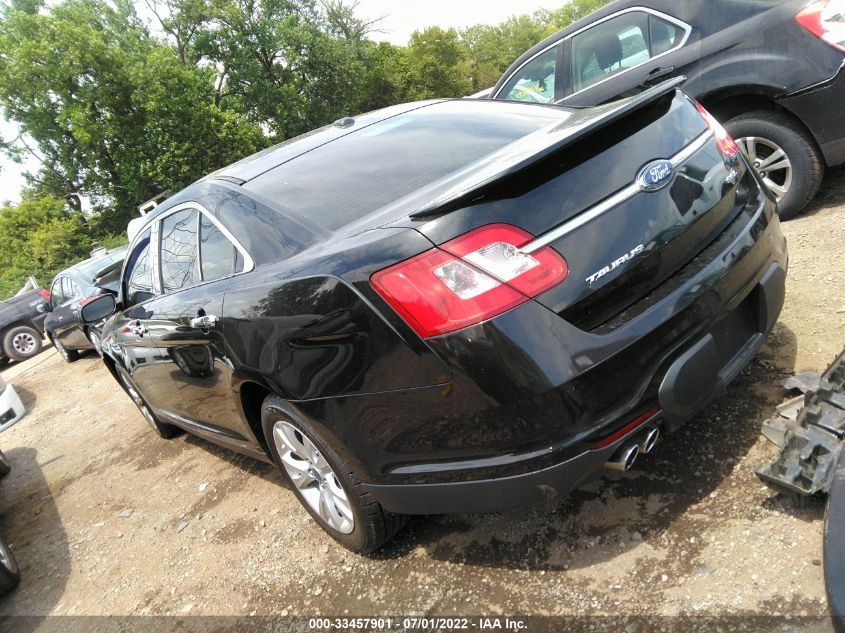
[0,170,843,630]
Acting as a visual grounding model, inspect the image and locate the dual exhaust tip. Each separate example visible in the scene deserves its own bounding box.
[604,425,660,472]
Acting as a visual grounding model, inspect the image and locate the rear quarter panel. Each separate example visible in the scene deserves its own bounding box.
[221,228,453,401]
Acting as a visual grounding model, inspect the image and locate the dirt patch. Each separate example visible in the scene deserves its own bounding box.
[0,170,843,621]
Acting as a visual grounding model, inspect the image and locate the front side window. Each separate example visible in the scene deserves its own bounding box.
[160,209,199,293]
[498,46,558,104]
[199,214,241,282]
[125,228,155,307]
[571,12,651,93]
[50,278,64,306]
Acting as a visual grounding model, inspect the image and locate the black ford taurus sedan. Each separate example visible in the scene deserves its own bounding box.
[84,81,788,552]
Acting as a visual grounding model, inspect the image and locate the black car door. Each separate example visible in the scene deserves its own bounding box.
[559,8,699,107]
[133,205,260,453]
[50,276,87,349]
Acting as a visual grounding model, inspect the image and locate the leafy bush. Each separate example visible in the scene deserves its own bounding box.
[0,197,91,299]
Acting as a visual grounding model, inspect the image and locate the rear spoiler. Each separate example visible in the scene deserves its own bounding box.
[410,77,687,219]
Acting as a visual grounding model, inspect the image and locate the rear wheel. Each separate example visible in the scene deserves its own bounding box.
[3,326,42,362]
[0,449,10,478]
[262,395,407,554]
[725,111,823,220]
[0,535,19,595]
[116,367,181,439]
[51,336,79,363]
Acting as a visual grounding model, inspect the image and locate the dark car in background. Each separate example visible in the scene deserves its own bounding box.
[44,248,127,362]
[0,285,50,364]
[488,0,845,219]
[82,82,786,552]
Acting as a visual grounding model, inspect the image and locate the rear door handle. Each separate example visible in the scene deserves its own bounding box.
[190,314,218,329]
[643,66,676,85]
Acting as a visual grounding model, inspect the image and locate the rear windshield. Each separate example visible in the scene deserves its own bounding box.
[76,248,128,281]
[244,102,566,231]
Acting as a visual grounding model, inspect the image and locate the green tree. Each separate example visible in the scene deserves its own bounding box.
[0,197,90,298]
[198,0,367,140]
[0,0,264,232]
[535,0,614,34]
[405,27,471,99]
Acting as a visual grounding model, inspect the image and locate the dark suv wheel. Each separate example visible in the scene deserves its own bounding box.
[261,395,407,554]
[726,111,824,221]
[2,325,42,362]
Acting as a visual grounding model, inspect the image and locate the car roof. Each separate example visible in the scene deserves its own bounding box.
[204,101,445,184]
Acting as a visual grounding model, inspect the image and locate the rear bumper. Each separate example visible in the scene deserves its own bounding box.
[362,260,786,514]
[780,62,845,167]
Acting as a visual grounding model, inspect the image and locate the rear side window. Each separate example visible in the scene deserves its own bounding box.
[571,12,651,92]
[62,277,82,301]
[650,15,685,55]
[499,46,559,104]
[160,209,199,293]
[199,214,241,282]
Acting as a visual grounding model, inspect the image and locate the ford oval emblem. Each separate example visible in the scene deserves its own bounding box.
[637,159,675,192]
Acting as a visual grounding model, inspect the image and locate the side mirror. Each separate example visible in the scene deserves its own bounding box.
[41,302,53,313]
[81,294,116,324]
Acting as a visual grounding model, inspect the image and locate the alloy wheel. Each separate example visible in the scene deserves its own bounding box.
[272,420,354,534]
[88,331,102,356]
[52,338,69,361]
[0,539,17,575]
[119,373,157,430]
[736,136,793,201]
[12,332,37,356]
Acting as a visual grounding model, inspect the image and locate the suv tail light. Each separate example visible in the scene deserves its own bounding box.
[371,224,568,338]
[797,0,845,52]
[693,101,741,164]
[37,289,50,300]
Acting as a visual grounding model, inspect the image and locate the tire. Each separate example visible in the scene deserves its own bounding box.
[51,336,79,363]
[261,395,407,554]
[116,367,182,439]
[2,325,42,362]
[725,111,824,221]
[0,449,9,478]
[0,534,20,595]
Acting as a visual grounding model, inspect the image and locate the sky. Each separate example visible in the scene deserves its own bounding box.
[356,0,564,45]
[0,0,566,205]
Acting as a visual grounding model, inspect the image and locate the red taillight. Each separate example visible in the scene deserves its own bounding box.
[797,0,845,52]
[693,102,740,164]
[37,289,50,299]
[371,224,568,338]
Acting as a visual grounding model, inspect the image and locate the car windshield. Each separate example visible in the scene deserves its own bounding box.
[244,101,567,231]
